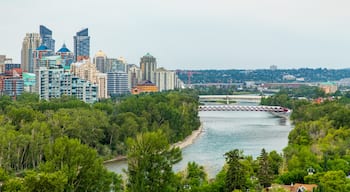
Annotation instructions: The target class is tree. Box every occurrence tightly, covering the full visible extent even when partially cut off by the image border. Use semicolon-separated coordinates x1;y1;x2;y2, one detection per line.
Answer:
319;171;350;192
257;148;273;188
2;177;25;192
268;150;283;175
126;130;182;192
41;137;114;192
180;161;208;191
23;170;67;192
224;149;249;192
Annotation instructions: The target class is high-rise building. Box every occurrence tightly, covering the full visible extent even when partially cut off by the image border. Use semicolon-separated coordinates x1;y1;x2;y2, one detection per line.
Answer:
33;44;51;71
0;55;14;73
4;63;21;76
56;43;74;69
127;64;142;90
115;57;127;72
107;71;129;96
71;59;108;99
36;66;64;100
39;25;55;55
21;33;41;73
4;78;24;97
140;53;157;82
62;72;98;103
155;67;176;92
93;50;107;73
96;73;108;99
0;55;6;66
36;64;98;103
37;55;62;69
74;28;90;62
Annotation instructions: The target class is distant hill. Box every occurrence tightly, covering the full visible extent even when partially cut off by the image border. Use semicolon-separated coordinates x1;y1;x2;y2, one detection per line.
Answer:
176;68;350;84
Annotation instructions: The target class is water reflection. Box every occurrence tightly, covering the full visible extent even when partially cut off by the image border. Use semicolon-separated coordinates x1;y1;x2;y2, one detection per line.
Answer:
278;117;287;125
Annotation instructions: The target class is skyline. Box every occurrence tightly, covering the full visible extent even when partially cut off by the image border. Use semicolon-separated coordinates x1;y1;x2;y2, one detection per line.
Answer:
1;0;350;70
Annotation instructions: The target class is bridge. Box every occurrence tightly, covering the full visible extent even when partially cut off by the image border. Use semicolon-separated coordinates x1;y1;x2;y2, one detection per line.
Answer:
199;95;263;103
199;105;290;113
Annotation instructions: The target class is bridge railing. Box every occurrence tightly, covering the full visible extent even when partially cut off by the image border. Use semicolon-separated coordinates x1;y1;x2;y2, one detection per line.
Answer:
198;105;290;113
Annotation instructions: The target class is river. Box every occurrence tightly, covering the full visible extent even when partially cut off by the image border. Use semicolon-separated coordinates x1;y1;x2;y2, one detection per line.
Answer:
105;107;292;179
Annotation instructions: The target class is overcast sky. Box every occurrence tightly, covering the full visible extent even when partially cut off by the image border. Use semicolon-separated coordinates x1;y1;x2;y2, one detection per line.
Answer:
1;0;350;70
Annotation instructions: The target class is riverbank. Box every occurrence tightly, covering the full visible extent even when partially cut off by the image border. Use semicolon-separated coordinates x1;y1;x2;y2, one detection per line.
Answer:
172;123;204;149
104;124;204;164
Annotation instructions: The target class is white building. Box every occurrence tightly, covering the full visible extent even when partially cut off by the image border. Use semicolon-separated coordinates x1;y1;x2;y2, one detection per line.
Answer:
155;67;176;91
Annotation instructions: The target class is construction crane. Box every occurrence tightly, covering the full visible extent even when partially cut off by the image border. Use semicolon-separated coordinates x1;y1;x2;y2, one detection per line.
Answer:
176;70;201;86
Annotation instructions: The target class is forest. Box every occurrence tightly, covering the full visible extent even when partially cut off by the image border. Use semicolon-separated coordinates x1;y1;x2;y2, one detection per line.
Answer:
1;87;350;191
0;90;200;191
123;88;350;192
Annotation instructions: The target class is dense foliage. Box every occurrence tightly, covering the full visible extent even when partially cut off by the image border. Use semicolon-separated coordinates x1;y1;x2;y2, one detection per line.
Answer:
2;87;350;191
260;86;325;109
126;130;182;192
0;90;201;191
177;68;350;84
282;100;350;189
262;90;350;191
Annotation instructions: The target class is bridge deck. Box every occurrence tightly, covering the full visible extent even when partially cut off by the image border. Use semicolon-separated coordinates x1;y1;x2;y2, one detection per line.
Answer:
199;105;289;113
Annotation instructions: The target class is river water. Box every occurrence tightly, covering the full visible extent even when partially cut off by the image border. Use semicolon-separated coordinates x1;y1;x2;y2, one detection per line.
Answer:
105;108;292;178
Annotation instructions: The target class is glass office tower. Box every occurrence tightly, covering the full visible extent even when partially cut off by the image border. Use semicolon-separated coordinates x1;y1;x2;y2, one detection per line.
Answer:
73;28;90;62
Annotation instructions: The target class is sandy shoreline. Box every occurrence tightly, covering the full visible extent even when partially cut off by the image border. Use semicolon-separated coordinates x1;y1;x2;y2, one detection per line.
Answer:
104;123;204;164
172;123;204;149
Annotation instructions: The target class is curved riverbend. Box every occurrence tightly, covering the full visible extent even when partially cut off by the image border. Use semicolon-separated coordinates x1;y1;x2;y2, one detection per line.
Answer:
173;110;292;178
106;110;292;178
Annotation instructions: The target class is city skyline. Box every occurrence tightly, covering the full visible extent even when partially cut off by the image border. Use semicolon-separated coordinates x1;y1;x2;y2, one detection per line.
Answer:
2;0;350;70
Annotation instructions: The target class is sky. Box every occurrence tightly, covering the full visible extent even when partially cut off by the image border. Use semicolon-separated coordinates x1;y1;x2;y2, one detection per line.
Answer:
1;0;350;70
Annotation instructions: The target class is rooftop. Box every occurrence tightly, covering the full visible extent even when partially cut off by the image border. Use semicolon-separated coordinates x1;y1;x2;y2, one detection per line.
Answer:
144;52;153;57
36;44;49;51
138;80;156;86
95;50;106;57
57;43;71;53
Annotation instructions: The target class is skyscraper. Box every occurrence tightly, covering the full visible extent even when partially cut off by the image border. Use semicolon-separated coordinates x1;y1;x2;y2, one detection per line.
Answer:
155;67;176;92
74;28;90;62
39;25;55;55
93;50;107;72
21;33;41;73
127;64;142;90
140;53;157;82
107;71;129;96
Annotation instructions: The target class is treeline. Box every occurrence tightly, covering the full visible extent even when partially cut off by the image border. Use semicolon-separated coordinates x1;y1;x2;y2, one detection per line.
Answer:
260;86;325;109
177;68;350;84
2;86;350;191
282;100;350;191
261;87;350;191
0;90;201;191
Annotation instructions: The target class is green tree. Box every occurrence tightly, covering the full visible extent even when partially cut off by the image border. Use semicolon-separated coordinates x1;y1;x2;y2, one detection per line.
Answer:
23;170;67;192
268;150;283;175
180;161;208;191
2;177;25;192
0;167;8;181
277;169;307;184
224;149;249;192
126;130;182;192
319;171;349;192
41;137;114;192
257;149;273;188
